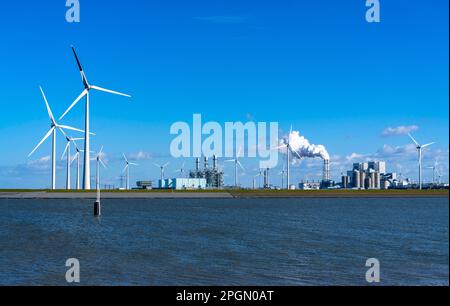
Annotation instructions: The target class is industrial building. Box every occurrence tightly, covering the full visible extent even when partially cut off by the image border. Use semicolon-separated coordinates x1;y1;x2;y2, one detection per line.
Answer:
299;181;321;190
341;161;397;190
159;178;207;190
136;181;152;190
189;156;224;189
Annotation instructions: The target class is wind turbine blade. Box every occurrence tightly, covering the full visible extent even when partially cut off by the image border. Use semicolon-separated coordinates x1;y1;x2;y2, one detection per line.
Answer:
237;161;245;171
129;163;139;166
273;144;287;150
122;165;128;174
422;142;435;148
57;125;85;134
122;154;129;163
153;163;161;168
237;147;242;158
90;85;131;98
163;162;170;168
39;86;56;124
290;147;301;159
99;159;107;169
71;152;79;165
72;46;84;73
59;89;88;120
408;133;420;146
61;142;70;160
225;159;236;162
29;127;55;157
99;146;104;156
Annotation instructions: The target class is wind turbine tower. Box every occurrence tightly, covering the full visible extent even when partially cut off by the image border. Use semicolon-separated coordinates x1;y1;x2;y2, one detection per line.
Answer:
60;47;131;190
408;133;435;190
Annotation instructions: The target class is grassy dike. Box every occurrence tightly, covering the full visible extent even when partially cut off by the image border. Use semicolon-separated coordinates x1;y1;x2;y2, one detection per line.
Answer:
0;188;448;198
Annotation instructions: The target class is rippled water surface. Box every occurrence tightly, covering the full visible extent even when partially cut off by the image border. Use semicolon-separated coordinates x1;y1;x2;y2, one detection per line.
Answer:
0;197;448;285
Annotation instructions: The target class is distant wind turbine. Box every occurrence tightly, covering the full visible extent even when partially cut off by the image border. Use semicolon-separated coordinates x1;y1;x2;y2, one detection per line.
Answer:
70;139;83;190
94;147;107;191
29;86;85;190
154;163;170;181
275;126;301;189
225;147;244;188
408;133;435;190
427;159;440;185
59;46;131;190
174;162;185;178
61;136;84;190
123;154;138;190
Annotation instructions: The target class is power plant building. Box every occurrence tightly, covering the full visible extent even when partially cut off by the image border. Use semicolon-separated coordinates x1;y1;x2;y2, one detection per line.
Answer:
159;178;207;190
342;161;387;190
189;156;224;189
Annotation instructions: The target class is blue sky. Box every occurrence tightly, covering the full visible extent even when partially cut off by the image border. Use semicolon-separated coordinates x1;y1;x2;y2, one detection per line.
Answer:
0;0;448;188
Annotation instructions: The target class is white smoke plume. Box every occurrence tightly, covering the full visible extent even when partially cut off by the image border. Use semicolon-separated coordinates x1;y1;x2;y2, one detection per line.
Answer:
279;130;330;161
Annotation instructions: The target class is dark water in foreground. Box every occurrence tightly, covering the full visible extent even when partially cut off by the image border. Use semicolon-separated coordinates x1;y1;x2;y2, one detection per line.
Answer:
0;197;448;286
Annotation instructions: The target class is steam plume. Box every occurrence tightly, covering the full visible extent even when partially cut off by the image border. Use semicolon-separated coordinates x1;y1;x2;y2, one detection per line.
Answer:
280;130;330;161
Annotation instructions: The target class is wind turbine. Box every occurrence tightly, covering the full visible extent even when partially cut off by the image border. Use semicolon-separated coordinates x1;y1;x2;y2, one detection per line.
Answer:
174;162;185;178
154;163;170;181
255;169;263;189
408;133;435;190
29;86;85;190
70;139;83;190
275;126;301;189
59;46;131;190
278;168;286;189
123;154;138;190
427;159;440;185
225;147;244;188
61;136;84;190
94;147;107;191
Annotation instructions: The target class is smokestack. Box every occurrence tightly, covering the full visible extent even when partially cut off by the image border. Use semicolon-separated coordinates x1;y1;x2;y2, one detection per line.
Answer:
213;155;218;170
323;159;330;181
204;157;209;169
264;168;270;188
195;158;200;171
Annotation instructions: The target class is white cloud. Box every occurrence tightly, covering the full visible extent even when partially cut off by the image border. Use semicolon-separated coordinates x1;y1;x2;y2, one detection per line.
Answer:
346;152;366;161
128;151;152;161
382;125;419;137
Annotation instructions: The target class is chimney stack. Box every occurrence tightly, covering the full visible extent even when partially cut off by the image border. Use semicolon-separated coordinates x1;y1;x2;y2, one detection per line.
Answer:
323;159;330;181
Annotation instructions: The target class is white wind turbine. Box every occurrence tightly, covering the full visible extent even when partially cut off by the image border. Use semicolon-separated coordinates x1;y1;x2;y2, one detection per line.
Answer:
61;135;84;190
278;168;286;189
408;133;435;190
225;147;244;188
122;154;138;190
70;139;83;190
427;159;440;185
174;162;185;178
29;86;85;190
255;169;263;189
275;126;301;189
94;147;107;191
154;163;170;181
59;46;131;190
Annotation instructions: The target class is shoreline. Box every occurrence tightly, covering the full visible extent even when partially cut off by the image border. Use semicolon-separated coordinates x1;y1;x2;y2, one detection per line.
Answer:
0;190;448;199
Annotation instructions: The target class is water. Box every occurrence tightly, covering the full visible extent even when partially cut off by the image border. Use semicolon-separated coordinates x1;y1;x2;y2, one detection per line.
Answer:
0;197;448;285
